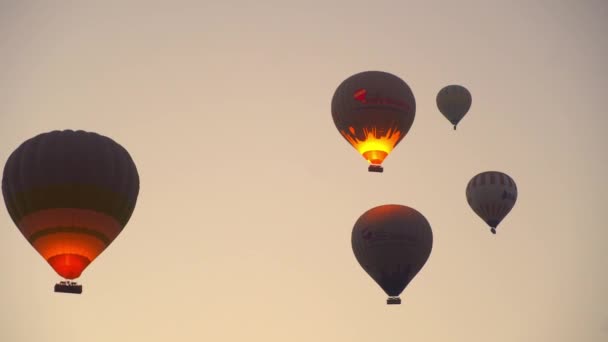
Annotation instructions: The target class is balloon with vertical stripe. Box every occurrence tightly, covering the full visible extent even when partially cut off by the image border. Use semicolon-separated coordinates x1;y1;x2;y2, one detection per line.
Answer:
466;171;517;234
2;130;140;280
351;205;433;304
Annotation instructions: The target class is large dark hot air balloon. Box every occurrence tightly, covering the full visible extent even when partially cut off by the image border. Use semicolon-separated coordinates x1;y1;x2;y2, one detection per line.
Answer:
352;205;433;304
466;171;517;234
2;130;140;294
332;71;416;173
436;85;472;130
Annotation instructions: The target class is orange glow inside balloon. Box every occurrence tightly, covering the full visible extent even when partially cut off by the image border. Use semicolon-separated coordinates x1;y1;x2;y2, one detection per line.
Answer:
33;232;106;279
47;254;91;279
18;208;122;280
341;127;402;165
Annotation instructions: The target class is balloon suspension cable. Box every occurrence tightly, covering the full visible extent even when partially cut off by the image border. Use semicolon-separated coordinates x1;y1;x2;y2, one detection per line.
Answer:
368;165;383;173
491;227;496;234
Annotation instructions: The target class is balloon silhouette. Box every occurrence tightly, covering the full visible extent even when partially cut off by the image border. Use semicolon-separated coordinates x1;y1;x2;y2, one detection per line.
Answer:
2;130;140;294
436;85;472;130
332;71;416;172
352;205;433;304
466;171;517;234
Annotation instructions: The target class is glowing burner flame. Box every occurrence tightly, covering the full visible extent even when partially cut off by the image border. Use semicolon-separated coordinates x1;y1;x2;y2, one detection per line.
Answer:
341;126;402;165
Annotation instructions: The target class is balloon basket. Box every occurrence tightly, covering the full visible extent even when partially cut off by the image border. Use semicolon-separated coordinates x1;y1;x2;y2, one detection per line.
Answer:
387;297;401;305
368;165;383;173
54;281;82;294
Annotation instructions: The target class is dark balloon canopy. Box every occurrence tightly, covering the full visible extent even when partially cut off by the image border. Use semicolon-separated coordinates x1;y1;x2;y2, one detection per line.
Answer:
466;171;517;234
436;85;472;130
2;130;139;291
332;71;416;172
351;205;433;304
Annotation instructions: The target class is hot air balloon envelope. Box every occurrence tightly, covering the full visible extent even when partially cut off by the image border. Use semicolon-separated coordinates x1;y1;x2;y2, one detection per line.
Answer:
436;85;472;130
351;205;433;304
466;171;517;234
2;130;140;293
332;71;416;172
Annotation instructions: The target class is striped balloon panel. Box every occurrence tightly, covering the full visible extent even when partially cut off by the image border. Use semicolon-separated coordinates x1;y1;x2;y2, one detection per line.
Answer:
18;208;122;279
2;130;138;227
466;171;517;228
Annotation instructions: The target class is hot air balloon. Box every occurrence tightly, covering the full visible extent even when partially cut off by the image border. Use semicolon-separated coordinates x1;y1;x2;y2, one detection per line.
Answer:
466;171;517;234
2;130;140;294
332;71;416;173
352;205;433;304
436;85;472;130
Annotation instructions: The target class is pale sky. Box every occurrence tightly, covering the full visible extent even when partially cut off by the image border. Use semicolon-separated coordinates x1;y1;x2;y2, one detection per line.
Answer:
1;1;607;341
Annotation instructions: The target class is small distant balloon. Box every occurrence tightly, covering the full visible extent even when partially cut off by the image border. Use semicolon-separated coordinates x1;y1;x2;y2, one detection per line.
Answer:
332;71;416;173
351;204;433;305
2;130;140;294
436;85;472;130
466;171;517;234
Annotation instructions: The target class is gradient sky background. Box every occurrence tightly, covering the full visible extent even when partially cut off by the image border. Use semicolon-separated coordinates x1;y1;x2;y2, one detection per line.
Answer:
1;1;607;341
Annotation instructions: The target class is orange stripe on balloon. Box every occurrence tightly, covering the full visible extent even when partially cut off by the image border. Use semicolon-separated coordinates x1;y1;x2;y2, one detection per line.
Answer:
32;232;106;262
18;208;122;241
16;208;123;280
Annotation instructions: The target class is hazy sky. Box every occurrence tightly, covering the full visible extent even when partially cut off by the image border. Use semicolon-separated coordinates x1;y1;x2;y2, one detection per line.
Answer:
1;1;607;341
